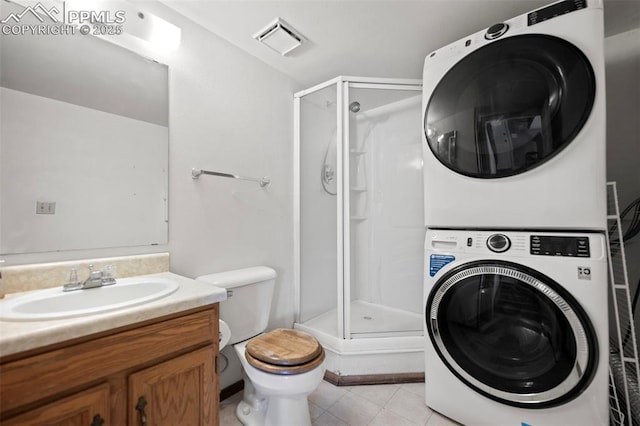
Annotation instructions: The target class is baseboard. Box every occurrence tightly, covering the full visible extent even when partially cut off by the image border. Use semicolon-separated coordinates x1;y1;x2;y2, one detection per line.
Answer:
220;380;244;401
220;372;424;399
324;370;425;386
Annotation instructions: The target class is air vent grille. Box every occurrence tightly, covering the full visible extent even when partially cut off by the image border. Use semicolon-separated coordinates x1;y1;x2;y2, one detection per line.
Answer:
253;18;305;56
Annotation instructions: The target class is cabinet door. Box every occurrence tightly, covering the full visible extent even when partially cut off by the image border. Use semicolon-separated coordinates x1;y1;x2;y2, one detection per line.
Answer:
3;383;110;426
128;346;215;426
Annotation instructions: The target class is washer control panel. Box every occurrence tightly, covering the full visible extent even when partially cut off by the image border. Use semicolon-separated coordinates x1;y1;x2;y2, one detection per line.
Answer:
527;0;586;26
427;230;601;260
486;234;511;253
530;235;590;257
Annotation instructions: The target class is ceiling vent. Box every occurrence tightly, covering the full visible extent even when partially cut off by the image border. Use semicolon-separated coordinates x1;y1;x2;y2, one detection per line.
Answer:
253;18;305;56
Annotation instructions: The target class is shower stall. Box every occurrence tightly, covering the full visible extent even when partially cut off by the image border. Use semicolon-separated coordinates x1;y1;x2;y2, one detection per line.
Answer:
294;77;425;379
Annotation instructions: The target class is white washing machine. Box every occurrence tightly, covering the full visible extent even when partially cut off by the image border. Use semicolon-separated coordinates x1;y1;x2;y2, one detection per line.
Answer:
424;229;608;425
422;0;606;231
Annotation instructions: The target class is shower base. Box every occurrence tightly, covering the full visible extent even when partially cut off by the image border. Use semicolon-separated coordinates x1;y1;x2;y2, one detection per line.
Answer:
295;300;425;377
301;300;423;338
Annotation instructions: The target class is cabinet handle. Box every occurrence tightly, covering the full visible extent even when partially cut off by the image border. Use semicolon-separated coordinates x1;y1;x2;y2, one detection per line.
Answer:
135;396;148;426
91;414;105;426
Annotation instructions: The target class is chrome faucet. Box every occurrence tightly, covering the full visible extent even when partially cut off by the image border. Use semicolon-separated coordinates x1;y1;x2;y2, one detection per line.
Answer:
63;265;116;292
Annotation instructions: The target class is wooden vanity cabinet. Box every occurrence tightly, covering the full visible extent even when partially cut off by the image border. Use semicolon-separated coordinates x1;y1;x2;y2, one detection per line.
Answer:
128;346;215;425
0;304;220;426
2;383;110;426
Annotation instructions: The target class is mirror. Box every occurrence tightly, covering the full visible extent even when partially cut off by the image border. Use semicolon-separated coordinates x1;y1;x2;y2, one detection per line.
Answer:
0;0;169;254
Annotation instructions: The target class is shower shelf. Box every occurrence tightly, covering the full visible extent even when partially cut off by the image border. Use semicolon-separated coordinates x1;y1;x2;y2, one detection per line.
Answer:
350;150;367;155
350;186;367;192
350;216;367;221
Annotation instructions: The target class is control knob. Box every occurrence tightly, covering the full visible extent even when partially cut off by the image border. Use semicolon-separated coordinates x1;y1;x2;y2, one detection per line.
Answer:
485;23;509;40
487;234;511;253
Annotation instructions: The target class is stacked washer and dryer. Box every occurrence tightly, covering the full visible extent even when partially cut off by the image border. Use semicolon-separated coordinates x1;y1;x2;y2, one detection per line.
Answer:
421;0;609;424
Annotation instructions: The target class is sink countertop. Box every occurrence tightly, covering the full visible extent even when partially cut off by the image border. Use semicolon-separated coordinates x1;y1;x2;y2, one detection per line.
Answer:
0;272;227;358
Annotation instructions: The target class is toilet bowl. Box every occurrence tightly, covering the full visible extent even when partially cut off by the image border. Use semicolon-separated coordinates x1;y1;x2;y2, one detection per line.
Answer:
196;267;325;426
234;330;325;426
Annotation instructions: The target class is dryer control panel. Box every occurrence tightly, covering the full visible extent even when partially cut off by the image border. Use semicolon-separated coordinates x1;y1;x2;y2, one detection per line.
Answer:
530;235;590;257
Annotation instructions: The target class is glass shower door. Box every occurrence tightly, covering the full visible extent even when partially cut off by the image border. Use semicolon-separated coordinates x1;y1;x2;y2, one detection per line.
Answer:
344;83;424;338
298;83;342;337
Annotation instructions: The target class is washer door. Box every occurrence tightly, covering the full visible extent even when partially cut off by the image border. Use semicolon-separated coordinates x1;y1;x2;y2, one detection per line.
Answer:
424;35;595;178
426;260;598;408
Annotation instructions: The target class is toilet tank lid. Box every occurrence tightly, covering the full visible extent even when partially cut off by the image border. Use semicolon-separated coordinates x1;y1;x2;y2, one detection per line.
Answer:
196;266;276;289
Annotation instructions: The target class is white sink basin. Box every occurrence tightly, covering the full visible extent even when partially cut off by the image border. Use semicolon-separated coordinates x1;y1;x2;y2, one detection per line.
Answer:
0;277;179;321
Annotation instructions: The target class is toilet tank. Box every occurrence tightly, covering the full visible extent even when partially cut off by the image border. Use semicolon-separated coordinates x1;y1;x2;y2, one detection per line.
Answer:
196;266;276;345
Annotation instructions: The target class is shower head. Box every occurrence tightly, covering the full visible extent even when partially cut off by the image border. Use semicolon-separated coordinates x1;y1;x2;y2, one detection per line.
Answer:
349;101;361;113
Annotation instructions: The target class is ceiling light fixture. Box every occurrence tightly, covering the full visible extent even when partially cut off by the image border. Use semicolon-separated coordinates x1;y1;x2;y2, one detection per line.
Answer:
253;18;305;56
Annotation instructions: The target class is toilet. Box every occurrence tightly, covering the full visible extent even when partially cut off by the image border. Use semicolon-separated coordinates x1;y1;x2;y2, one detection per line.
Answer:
196;266;325;426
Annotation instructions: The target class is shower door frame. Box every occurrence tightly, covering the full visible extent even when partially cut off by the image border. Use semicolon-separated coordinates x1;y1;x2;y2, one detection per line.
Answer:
294;76;423;340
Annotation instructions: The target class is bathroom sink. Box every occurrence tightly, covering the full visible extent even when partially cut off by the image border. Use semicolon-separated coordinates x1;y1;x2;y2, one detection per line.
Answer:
0;277;179;321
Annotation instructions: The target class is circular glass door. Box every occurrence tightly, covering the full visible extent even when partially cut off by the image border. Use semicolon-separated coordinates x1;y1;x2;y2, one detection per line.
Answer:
424;35;595;178
426;260;598;408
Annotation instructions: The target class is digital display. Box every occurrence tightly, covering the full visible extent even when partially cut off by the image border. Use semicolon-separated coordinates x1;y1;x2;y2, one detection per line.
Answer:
530;235;590;257
528;0;587;26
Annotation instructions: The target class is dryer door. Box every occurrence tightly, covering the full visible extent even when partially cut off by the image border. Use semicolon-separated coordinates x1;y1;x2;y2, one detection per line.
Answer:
424;35;595;178
426;260;598;408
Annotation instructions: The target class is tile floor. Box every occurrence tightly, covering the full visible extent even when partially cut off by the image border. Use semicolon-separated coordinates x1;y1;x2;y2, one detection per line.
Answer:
219;380;462;426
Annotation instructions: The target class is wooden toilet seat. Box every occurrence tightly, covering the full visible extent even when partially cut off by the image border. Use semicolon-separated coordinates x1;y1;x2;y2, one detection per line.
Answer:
245;328;325;375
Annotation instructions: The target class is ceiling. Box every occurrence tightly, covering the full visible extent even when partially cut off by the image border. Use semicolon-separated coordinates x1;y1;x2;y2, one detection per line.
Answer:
162;0;640;88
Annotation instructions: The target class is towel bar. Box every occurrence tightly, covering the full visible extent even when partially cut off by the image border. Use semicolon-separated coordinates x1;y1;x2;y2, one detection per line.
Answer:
192;168;270;187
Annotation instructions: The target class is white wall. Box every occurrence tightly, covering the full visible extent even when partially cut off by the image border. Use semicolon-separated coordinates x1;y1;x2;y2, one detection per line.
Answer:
135;2;299;390
605;27;640;345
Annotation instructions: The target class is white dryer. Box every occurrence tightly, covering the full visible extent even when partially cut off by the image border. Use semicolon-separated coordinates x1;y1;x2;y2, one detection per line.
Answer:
424;229;608;425
422;0;606;231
